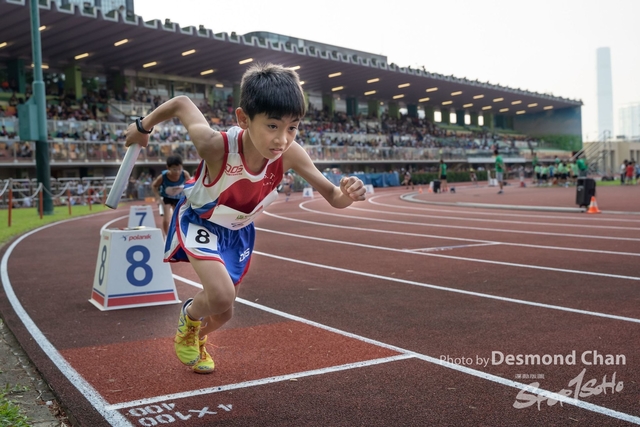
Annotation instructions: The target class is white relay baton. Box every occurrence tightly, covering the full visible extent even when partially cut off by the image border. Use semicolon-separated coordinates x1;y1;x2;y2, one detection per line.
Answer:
105;145;141;209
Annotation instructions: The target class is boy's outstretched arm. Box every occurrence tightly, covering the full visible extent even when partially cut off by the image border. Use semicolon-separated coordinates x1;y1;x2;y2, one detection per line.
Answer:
284;143;365;208
124;96;220;163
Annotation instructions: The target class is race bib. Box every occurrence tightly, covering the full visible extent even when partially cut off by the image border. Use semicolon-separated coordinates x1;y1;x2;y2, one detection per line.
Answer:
184;223;218;252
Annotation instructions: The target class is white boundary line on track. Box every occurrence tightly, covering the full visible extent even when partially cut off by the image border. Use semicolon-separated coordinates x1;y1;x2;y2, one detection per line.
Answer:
250;250;640;323
262;211;640;258
3;211;640;425
0;214;133;427
107;274;640;425
347;204;640;231
256;227;640;281
367;193;640;223
297;203;640;242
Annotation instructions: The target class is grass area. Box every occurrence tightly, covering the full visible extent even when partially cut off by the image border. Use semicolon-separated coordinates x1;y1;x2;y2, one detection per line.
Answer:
0;385;31;427
0;204;112;425
0;204;111;245
596;179;638;187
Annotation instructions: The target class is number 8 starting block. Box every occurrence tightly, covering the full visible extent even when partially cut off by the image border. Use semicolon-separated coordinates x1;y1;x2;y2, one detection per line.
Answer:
90;227;180;310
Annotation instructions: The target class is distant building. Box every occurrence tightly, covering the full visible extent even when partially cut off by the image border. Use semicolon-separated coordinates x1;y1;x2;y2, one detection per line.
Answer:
596;47;614;140
52;0;134;14
618;103;640;139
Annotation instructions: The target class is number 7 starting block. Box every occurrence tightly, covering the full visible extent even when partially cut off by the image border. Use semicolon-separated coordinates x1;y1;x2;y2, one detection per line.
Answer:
90;227;180;311
128;205;157;228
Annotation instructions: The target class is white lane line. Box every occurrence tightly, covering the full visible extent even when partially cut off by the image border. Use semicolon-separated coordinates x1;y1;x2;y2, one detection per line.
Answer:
367;194;640;223
411;242;501;252
0;217;133;427
100;215;130;234
105;354;414;410
257;227;640;281
263;211;640;257
297;203;640;242
347;205;640;231
250;248;640;321
116;274;640;425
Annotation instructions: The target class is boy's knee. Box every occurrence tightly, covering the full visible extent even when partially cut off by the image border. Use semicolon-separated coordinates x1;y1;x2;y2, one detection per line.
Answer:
205;287;235;314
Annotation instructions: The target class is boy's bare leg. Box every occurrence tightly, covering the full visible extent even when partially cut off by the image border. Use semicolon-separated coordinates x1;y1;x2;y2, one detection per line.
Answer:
199;285;240;336
162;204;172;236
186;255;237;319
174;255;237;372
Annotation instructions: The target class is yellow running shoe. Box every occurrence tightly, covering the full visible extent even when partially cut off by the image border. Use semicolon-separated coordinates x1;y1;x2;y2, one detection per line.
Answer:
193;336;215;374
174;299;201;366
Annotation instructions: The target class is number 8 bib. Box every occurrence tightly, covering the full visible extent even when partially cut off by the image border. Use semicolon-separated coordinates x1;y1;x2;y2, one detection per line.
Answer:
184;223;219;253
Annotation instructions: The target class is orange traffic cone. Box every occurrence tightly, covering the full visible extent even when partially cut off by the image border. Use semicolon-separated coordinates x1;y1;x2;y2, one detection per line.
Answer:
586;196;601;214
428;182;433;193
418;186;423;194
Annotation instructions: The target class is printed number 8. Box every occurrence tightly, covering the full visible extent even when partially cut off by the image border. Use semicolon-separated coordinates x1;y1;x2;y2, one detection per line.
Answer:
195;229;210;244
126;245;153;287
98;245;107;286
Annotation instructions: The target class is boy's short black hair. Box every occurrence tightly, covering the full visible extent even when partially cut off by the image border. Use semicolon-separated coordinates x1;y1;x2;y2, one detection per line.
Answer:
166;155;183;167
493;149;499;155
240;63;306;120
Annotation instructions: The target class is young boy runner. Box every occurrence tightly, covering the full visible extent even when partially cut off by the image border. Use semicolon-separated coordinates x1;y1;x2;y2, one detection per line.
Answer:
152;154;191;236
124;63;366;374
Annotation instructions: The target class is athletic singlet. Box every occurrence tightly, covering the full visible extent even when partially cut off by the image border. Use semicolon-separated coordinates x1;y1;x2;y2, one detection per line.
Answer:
160;170;186;199
182;126;283;230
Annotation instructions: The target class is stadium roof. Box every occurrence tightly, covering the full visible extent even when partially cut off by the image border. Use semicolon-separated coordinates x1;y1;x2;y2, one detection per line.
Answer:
0;0;583;116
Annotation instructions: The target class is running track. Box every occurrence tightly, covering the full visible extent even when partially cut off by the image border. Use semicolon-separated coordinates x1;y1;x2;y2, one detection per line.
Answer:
1;185;639;426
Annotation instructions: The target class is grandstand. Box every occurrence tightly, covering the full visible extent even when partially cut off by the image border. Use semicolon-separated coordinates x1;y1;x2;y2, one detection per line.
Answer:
0;0;585;185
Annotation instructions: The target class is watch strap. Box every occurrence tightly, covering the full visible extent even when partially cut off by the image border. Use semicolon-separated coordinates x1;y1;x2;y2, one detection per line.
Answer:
135;117;154;134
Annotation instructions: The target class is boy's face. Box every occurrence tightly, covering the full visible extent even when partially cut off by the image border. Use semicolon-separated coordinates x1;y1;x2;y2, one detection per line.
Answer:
167;164;183;178
241;111;300;159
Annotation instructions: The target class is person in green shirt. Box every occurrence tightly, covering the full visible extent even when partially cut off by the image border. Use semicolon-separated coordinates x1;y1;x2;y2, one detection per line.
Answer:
439;159;448;192
534;164;542;186
576;155;588;178
494;149;505;194
541;165;549;185
532;154;539;185
570;161;579;185
556;162;567;187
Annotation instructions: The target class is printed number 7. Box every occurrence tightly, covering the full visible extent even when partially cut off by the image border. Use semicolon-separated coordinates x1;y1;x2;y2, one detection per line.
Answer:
135;211;146;226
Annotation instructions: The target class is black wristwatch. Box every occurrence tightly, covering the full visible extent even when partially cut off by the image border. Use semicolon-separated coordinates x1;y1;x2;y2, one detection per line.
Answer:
135;117;154;134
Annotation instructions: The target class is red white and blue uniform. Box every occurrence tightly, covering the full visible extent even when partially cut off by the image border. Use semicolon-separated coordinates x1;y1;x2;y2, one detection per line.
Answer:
164;127;283;285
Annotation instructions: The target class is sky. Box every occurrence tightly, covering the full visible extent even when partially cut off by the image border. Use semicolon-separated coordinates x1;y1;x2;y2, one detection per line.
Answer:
135;0;640;141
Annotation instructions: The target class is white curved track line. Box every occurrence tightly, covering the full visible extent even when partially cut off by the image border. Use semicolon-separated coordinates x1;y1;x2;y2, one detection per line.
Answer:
262;211;640;258
101;215;130;234
256;227;640;281
0;215;133;427
251;250;640;323
298;202;640;242
131;273;640;426
348;205;640;231
367;194;640;223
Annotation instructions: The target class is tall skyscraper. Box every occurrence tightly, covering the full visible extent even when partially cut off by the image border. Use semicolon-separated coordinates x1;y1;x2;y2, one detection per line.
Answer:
596;47;614;140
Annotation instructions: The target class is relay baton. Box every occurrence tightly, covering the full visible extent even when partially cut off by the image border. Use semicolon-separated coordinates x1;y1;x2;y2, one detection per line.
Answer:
105;144;142;209
158;202;164;216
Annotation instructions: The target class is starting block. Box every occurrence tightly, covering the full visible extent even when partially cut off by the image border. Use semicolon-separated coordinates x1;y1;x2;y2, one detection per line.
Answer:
128;205;156;228
90;227;180;311
364;184;374;195
302;187;314;198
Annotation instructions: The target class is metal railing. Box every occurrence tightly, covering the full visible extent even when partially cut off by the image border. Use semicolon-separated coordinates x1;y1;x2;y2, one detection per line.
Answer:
572;132;614;177
0;138;528;166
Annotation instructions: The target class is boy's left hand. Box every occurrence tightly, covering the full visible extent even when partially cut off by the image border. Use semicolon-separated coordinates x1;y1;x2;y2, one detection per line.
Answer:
340;176;366;201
